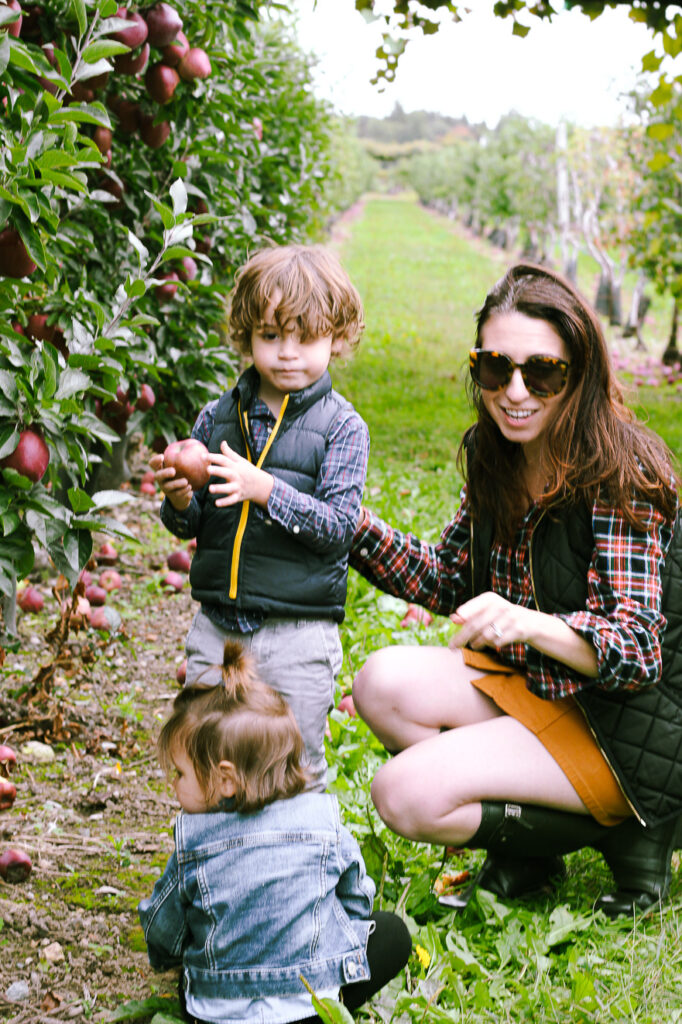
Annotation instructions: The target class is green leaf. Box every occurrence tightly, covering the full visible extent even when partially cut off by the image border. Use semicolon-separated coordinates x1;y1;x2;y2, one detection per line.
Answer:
68;487;96;513
71;0;87;35
107;996;181;1022
55;368;91;400
0;31;10;76
82;39;129;62
125;278;147;299
641;49;664;73
0;370;18;402
170;178;188;216
39;168;88;192
49;104;112;129
90;489;135;509
649;151;674;172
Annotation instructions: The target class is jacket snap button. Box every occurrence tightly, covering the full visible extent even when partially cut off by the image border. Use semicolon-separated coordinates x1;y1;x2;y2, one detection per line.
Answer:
293;525;300;534
347;961;357;977
360;547;368;557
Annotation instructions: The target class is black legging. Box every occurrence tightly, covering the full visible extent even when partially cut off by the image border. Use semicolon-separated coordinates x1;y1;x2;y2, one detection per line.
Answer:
181;910;412;1024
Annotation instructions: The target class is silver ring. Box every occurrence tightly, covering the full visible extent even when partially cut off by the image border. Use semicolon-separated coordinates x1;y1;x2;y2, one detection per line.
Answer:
490;622;503;639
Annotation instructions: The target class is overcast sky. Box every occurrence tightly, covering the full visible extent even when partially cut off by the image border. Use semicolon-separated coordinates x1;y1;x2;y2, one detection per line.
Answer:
289;0;661;128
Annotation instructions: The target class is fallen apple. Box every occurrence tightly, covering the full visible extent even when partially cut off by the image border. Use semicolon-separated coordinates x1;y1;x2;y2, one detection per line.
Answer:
400;603;433;628
163;438;210;490
167;549;191;573
0;745;17;778
141;469;156;484
112;6;148;47
78;568;92;587
63;595;91;628
0;778;16;810
337;694;356;717
161;570;185;593
1;428;49;482
140;480;156;495
85;584;107;606
177;46;211;82
96;541;118;565
176;659;187;685
145;61;179;104
99;568;122;591
144;1;182;46
161;28;188;66
136;383;156;412
139;113;170;148
88;605;119;631
0;226;37;278
17;585;44;613
0;848;32;883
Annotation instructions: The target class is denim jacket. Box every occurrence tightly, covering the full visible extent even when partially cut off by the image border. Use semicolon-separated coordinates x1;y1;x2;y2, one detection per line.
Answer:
138;793;376;1002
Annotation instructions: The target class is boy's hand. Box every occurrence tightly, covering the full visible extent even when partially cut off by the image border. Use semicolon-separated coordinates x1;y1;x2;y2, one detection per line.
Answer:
208;441;274;508
149;453;193;511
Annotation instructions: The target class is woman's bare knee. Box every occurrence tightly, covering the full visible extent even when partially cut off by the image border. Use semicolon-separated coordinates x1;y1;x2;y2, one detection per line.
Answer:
352;648;399;725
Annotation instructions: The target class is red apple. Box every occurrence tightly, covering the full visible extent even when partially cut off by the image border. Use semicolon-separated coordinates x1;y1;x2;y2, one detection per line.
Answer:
1;0;22;37
99;568;122;591
63;595;91;628
337;694;356;717
144;2;182;46
145;61;179;104
114;40;149;74
0;227;37;278
89;605;114;630
163;438;210;490
0;779;16;810
167;549;191;573
113;98;141;133
400;603;433;628
96;542;118;565
112;7;148;47
161;29;188;66
140;480;156;495
161;570;184;593
176;658;186;685
155;271;179;302
139;113;170;148
178;46;211;82
0;848;32;883
26;313;54;342
17;585;44;613
92;126;112;155
1;428;49;482
135;383;155;411
85;584;107;606
86;71;110;91
78;568;92;587
141;469;155;484
177;255;198;282
187;537;197;551
0;745;16;777
70;81;95;102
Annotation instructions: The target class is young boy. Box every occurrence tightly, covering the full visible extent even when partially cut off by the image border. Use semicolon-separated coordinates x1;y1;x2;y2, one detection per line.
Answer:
150;244;369;791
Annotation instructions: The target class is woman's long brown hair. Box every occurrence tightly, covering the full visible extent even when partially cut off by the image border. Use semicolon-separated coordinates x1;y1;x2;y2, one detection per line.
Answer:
459;263;679;541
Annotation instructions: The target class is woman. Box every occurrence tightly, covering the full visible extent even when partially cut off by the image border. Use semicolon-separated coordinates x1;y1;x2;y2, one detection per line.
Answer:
350;264;682;917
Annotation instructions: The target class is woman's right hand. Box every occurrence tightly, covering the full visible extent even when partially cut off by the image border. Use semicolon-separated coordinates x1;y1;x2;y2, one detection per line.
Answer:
149;453;193;511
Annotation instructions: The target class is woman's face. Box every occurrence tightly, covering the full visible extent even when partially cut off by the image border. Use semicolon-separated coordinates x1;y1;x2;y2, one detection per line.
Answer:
478;311;569;462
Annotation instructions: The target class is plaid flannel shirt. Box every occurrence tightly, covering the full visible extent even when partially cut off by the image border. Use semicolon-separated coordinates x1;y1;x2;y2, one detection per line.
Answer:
350;484;674;699
162;392;369;633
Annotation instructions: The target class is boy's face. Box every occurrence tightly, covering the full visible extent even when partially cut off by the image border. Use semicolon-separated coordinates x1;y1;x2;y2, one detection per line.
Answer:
251;290;341;407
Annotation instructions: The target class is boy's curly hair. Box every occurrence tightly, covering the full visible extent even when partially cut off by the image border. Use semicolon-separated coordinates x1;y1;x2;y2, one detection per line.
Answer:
228;244;364;357
158;641;308;813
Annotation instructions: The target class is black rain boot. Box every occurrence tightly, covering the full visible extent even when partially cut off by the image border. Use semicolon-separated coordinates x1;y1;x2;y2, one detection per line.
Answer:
593;815;680;918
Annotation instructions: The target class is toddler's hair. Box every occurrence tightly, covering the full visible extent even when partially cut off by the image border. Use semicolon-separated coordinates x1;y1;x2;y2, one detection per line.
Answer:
228;244;364;357
158;641;308;813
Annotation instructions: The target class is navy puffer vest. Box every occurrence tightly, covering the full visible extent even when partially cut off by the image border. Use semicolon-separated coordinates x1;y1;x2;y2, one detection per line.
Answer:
190;367;352;622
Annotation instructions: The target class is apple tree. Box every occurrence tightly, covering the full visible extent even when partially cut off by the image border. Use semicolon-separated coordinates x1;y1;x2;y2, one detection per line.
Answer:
0;0;350;644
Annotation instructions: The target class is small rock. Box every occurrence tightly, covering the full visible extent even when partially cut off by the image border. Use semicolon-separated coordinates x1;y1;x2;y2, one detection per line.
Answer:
6;979;30;1002
20;741;56;764
42;941;64;963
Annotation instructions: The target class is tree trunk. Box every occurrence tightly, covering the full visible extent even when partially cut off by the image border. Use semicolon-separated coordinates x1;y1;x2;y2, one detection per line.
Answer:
662;298;680;366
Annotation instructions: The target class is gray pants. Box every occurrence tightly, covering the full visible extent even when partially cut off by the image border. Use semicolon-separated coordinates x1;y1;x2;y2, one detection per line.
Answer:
185;610;343;792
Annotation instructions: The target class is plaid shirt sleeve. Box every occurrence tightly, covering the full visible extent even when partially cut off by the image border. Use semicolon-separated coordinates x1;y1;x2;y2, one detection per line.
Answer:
526;499;674;696
349;484;471;615
159;400;218;541
266;408;370;554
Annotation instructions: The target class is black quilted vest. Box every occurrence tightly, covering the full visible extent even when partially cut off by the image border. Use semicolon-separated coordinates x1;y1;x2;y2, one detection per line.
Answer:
470;501;682;828
189;367;352;622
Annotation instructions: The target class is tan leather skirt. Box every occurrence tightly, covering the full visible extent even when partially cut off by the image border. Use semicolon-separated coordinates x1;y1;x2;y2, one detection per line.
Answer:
463;648;632;826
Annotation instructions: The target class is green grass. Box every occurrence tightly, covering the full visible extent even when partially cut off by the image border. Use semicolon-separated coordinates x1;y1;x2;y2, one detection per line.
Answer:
327;196;682;1024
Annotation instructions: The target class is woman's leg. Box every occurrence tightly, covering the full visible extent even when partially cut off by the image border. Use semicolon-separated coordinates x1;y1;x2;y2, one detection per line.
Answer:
370;715;590;846
353;644;504;750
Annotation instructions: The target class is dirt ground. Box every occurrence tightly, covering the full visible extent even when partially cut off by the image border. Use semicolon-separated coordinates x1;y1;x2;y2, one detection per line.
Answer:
0;449;197;1024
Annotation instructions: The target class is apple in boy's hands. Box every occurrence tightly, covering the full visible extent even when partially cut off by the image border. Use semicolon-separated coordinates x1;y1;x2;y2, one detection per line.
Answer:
163;439;210;490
